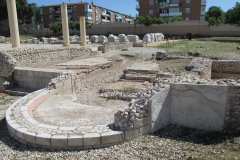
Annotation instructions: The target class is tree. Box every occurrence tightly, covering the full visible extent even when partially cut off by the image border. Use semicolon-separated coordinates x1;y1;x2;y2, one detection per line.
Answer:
49;22;62;33
68;21;75;30
144;15;153;26
205;6;224;26
0;0;7;21
0;0;34;24
225;2;240;25
29;3;41;25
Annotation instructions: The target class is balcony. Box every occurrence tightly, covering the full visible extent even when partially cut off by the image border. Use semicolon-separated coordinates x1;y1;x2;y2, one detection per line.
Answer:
136;5;140;11
67;9;72;13
55;18;62;21
102;12;107;16
160;12;182;17
116;16;122;19
157;2;182;8
85;16;92;20
125;18;131;21
201;11;205;15
102;19;110;23
201;0;206;5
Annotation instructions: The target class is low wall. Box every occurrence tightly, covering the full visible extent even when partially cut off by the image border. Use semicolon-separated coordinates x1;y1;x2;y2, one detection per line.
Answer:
13;67;73;90
98;42;133;53
149;83;240;132
2;47;93;67
212;60;240;79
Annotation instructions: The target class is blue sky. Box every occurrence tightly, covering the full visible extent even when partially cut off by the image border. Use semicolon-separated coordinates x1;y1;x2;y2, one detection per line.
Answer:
28;0;238;17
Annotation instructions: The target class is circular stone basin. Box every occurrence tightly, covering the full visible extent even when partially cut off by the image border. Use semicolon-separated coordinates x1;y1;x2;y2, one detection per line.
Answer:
32;95;122;127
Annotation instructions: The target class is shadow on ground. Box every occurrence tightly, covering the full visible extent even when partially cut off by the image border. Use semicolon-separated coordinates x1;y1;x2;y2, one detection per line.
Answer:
153;124;240;145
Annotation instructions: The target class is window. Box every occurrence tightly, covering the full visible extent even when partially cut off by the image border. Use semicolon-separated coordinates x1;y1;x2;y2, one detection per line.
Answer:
149;0;154;5
186;0;190;3
74;6;77;10
50;15;53;19
149;10;153;15
49;8;53;13
74;13;78;18
201;6;206;11
185;8;190;13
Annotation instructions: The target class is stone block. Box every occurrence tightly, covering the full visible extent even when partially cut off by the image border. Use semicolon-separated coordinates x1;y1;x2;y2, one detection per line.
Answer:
83;133;101;146
21;70;27;76
14;69;22;76
68;135;83;147
38;71;45;78
0;51;16;77
101;131;124;144
140;124;150;135
32;71;39;77
51;135;68;147
26;70;34;77
124;129;139;140
134;117;150;129
37;77;44;84
15;128;28;140
24;132;36;144
36;133;51;146
44;72;54;79
54;82;63;89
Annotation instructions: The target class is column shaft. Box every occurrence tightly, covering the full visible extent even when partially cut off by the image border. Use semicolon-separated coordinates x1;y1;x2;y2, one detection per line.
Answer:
61;4;70;46
6;0;20;48
79;17;86;46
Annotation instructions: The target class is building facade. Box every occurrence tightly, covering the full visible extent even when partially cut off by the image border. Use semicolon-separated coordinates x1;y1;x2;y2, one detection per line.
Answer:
136;0;206;21
40;2;134;28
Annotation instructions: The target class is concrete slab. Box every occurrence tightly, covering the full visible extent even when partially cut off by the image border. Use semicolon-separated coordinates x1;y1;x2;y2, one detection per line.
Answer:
56;57;112;69
125;62;159;73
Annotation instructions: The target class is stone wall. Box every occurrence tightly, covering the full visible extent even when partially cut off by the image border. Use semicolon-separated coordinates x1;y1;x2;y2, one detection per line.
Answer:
212;60;240;79
98;42;133;53
2;47;93;67
13;67;74;90
170;84;228;131
224;85;240;132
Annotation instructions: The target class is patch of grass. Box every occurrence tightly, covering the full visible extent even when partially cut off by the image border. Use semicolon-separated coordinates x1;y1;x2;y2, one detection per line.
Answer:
153;37;240;59
19;35;32;40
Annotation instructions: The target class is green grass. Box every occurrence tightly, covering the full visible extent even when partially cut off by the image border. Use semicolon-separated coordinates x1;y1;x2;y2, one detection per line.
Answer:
19;34;32;40
154;37;240;59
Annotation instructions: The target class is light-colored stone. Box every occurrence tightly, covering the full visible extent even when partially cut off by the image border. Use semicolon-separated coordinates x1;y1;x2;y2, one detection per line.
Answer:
68;135;83;147
36;133;51;146
83;133;101;146
0;51;16;77
101;131;124;144
51;135;68;147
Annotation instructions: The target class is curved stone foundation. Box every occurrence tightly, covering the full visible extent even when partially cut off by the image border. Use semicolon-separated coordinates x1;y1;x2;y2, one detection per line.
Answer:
6;75;149;149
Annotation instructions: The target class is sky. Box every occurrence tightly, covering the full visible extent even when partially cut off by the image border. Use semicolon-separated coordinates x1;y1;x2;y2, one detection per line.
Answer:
28;0;239;17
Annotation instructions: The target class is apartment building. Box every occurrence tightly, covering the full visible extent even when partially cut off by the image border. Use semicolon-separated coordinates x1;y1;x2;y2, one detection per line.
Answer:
40;1;134;28
136;0;206;21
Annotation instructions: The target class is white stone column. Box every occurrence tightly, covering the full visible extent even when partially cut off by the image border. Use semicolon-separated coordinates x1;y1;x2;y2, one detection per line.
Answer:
79;17;86;46
6;0;20;48
61;4;70;46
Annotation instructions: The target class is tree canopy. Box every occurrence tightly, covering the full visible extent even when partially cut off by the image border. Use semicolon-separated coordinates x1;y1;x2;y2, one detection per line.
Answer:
134;15;182;26
0;0;34;24
205;6;224;26
225;2;240;25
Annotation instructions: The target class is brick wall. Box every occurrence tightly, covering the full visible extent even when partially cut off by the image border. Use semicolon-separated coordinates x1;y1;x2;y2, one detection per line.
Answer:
224;86;240;132
212;60;240;79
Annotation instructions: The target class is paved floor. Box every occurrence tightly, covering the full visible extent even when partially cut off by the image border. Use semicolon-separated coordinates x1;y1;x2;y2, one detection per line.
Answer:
56;57;112;69
32;95;122;127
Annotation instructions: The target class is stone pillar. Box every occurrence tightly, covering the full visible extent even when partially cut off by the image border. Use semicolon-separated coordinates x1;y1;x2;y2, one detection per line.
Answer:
6;0;20;48
79;17;86;46
61;4;70;46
